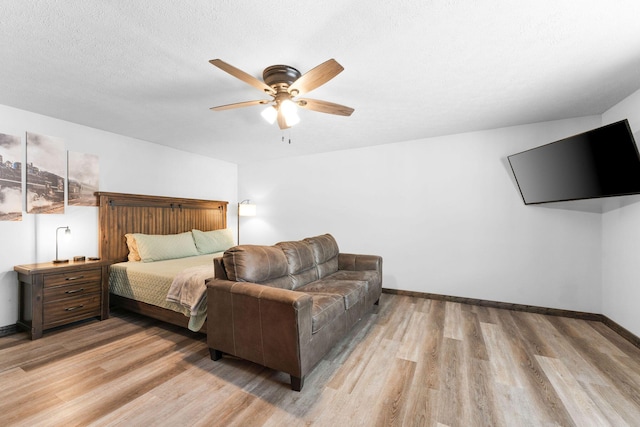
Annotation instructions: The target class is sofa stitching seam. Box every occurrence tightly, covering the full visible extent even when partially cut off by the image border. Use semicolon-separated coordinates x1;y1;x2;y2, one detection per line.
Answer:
230;283;237;355
258;287;266;366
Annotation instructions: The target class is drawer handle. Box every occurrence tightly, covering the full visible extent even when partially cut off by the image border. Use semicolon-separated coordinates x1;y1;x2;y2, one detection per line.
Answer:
65;288;84;294
65;305;84;311
65;275;85;281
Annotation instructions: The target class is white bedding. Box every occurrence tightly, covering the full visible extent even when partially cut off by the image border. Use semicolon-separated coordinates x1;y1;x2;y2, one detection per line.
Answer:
109;253;224;331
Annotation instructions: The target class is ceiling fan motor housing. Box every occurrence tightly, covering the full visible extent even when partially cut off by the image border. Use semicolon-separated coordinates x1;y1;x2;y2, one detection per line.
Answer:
263;65;301;89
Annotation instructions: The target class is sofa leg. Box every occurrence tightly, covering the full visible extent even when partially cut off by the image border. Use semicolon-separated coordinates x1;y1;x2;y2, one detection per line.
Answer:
374;298;380;305
290;375;304;391
209;348;223;361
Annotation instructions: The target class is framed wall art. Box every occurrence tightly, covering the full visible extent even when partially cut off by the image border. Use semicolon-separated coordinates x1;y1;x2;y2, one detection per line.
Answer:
0;132;22;221
26;132;65;214
68;151;99;207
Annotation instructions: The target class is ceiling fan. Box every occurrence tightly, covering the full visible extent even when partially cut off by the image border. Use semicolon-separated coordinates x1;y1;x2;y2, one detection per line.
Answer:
209;58;354;129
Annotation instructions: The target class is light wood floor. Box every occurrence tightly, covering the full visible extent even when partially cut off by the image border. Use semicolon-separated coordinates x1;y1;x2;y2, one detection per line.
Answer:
1;294;640;426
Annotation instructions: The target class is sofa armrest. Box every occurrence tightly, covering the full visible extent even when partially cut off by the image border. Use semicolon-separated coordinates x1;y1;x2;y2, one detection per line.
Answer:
206;279;313;378
338;253;382;272
213;257;228;280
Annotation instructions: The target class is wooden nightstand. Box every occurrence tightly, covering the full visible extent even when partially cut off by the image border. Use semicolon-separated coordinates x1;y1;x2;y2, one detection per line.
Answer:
14;260;110;339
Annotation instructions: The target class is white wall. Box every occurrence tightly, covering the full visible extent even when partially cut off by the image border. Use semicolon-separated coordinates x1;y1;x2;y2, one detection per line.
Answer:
6;94;639;337
239;116;604;313
601;88;640;338
0;104;237;328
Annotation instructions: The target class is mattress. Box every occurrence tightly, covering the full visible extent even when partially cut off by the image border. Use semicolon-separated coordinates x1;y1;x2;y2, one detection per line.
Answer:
109;253;223;331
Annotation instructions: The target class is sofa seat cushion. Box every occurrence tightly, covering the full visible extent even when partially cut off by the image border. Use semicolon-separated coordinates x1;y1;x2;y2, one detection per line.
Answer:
325;270;381;292
299;280;367;311
309;293;345;334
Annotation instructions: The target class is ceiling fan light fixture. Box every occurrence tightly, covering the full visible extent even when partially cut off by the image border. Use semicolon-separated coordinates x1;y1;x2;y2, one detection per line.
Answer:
261;105;277;124
280;99;300;127
285;111;300;127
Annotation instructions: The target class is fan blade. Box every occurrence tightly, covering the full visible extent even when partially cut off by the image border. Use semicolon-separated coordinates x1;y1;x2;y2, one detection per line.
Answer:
277;108;291;129
210;59;276;95
297;98;354;116
288;59;344;96
210;100;270;111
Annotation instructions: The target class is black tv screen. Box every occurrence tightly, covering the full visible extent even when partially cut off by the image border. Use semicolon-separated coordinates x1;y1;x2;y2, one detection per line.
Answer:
508;119;640;205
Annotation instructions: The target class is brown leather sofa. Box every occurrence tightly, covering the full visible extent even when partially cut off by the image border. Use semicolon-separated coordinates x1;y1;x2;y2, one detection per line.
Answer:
206;233;382;391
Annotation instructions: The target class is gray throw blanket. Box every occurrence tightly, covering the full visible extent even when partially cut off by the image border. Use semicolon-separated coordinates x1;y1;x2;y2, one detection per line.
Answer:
166;264;215;316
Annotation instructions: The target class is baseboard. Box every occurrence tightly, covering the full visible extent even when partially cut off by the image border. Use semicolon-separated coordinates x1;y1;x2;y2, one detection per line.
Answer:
381;288;602;320
381;288;640;349
0;324;18;338
600;315;640;350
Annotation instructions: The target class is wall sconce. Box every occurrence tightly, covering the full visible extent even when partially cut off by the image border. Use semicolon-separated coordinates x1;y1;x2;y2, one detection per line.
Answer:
237;200;256;244
53;226;71;264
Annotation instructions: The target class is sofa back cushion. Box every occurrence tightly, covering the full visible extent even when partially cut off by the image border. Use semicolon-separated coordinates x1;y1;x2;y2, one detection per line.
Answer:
222;245;292;289
303;234;339;278
276;240;319;289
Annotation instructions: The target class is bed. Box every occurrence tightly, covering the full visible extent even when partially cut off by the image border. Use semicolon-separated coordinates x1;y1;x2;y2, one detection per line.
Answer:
97;192;229;332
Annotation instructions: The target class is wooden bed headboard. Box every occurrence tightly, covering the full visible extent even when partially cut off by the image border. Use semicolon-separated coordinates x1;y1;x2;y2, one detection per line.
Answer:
97;192;228;263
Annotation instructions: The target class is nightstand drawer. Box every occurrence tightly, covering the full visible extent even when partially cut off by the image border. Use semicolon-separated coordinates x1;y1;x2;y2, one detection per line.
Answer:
44;281;102;301
43;293;101;329
44;268;102;287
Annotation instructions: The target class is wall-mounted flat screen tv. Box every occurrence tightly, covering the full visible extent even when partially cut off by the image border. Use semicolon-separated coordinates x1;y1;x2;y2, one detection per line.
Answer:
508;119;640;205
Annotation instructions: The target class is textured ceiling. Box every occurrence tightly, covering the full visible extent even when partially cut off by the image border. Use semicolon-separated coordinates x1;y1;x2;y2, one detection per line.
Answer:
1;1;640;164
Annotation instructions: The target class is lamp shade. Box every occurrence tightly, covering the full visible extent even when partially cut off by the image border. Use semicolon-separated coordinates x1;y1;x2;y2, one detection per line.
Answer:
238;203;256;217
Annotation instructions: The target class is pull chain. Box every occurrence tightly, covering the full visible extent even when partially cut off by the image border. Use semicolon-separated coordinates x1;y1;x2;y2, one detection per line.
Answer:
281;130;293;144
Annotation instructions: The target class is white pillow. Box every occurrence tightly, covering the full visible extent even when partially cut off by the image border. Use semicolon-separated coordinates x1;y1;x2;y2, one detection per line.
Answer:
192;228;235;254
133;232;199;262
